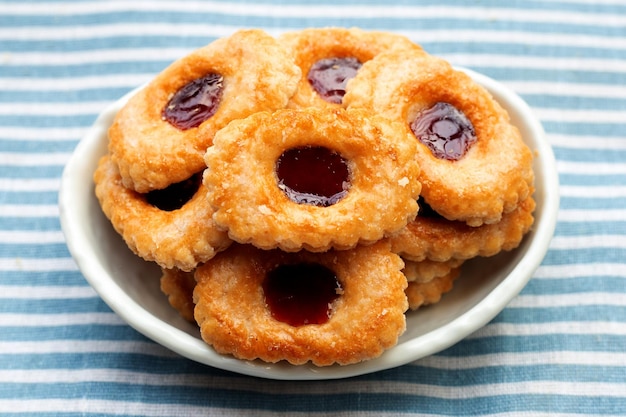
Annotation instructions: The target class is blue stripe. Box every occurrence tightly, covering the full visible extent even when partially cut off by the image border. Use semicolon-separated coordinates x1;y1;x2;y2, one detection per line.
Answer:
0;166;66;178
542;248;626;265
0;140;78;153
0;243;70;258
0;384;623;415
0;191;59;205
0;271;88;286
0;324;146;341
0;217;61;231
440;333;626;355
560;196;626;210
0;299;111;314
0;89;133;104
524;276;626;296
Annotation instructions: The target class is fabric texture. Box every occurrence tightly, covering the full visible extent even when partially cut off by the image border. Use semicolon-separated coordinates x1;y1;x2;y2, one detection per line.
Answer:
1;0;625;415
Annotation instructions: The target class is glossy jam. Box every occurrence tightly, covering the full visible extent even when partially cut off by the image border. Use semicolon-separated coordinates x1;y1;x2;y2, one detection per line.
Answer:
307;57;362;104
276;146;350;207
263;262;342;326
162;73;224;130
145;173;201;211
410;102;477;161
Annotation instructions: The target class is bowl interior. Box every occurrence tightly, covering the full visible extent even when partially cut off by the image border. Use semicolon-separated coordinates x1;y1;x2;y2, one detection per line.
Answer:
59;68;559;380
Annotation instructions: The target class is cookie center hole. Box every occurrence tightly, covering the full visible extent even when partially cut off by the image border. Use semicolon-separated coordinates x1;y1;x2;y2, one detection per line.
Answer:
307;57;362;104
417;196;444;219
144;172;202;211
410;102;477;161
276;146;350;207
162;73;224;130
263;262;342;327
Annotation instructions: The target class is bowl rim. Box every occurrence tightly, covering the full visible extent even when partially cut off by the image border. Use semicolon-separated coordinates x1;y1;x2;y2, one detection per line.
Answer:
59;67;560;380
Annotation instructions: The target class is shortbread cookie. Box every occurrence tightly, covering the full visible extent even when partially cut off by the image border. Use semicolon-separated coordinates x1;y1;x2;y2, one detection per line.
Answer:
94;156;232;271
390;196;536;263
279;27;421;107
160;267;196;322
403;257;464;283
193;241;408;366
345;49;534;226
109;29;301;193
405;267;461;310
203;107;421;252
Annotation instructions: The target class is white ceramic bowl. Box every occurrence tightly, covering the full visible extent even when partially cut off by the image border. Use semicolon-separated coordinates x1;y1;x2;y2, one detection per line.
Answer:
59;68;559;380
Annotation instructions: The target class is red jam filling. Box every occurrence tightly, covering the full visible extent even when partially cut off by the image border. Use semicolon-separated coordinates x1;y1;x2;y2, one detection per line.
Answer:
410;102;477;161
307;57;362;104
162;73;224;130
262;262;342;326
145;173;201;211
276;146;350;207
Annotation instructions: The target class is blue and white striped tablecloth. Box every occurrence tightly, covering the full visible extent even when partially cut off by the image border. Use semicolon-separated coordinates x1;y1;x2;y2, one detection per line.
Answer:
1;1;625;415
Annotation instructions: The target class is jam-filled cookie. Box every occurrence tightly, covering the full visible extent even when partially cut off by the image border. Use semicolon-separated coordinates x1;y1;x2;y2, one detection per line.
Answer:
345;49;534;226
94;156;232;271
402;257;464;283
160;267;196;322
109;29;301;193
193;241;408;366
279;27;421;108
405;267;461;310
203;107;421;252
390;196;535;263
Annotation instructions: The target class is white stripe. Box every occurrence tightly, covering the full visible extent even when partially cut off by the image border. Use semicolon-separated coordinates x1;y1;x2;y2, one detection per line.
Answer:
0;257;76;271
0;178;60;192
534;108;626;124
472;321;626;338
508;81;626;99
1;48;190;66
0;102;109;116
0;230;65;244
560;185;626;198
0;204;59;217
0;368;623;398
0;74;150;91
0;152;70;166
550;235;626;250
421;350;626;369
0;127;84;141
557;161;626;175
2;3;625;27
509;293;626;308
558;209;626;222
548;134;626;150
0;312;123;326
0;340;173;355
535;263;626;279
0;22;236;41
0;285;95;299
446;54;626;73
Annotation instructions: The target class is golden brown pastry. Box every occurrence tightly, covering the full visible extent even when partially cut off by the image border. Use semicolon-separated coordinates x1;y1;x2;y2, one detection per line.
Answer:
94;155;231;271
160;267;196;322
405;267;461;310
279;27;421;108
108;29;301;193
390;196;536;263
203;107;421;252
344;49;534;226
193;241;408;366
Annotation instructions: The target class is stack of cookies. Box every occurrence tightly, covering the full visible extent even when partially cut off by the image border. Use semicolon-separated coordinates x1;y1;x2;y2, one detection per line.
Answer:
94;28;535;366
